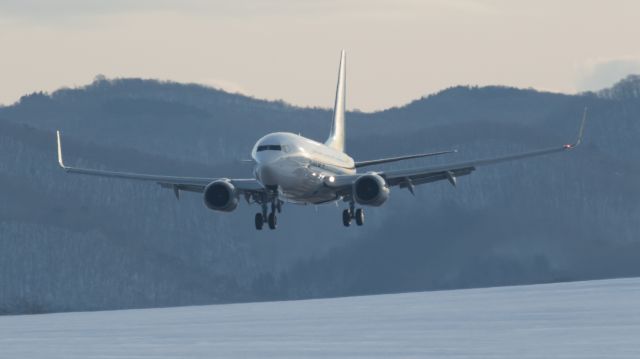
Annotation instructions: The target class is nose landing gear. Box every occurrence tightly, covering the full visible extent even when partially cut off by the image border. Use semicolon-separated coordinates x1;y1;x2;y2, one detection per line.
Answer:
255;199;281;230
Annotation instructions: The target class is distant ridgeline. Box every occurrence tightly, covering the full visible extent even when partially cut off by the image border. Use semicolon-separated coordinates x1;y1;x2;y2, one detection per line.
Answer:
0;75;639;314
596;74;640;100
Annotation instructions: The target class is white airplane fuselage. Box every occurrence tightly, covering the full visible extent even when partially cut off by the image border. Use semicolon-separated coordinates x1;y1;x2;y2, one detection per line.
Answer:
252;132;355;204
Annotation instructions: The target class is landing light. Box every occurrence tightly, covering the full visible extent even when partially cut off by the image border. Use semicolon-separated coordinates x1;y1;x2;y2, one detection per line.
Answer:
564;144;573;149
329;176;335;183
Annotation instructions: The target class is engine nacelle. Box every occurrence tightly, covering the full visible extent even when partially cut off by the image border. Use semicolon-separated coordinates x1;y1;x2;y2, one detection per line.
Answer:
203;180;239;212
353;173;389;207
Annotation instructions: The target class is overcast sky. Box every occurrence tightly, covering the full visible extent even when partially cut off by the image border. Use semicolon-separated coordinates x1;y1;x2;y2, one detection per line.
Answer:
1;0;639;111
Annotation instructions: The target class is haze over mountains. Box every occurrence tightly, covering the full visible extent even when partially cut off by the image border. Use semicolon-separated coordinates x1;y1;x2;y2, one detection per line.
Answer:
1;75;639;314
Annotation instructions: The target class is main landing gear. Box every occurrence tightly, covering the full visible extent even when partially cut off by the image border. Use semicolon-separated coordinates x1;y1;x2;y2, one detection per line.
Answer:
342;202;364;227
255;200;281;230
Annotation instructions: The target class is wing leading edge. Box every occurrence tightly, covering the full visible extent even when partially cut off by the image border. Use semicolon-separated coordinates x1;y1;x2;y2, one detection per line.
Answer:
56;131;263;194
328;109;588;193
354;149;457;168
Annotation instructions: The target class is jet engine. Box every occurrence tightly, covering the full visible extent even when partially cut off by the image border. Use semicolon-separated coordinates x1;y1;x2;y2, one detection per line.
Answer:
203;180;239;212
353;173;389;206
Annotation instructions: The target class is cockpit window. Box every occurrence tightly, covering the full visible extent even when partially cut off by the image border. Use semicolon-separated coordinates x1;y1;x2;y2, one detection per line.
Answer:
257;144;282;152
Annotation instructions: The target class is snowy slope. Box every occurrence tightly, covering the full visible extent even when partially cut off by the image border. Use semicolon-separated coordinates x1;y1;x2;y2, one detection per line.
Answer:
2;277;640;358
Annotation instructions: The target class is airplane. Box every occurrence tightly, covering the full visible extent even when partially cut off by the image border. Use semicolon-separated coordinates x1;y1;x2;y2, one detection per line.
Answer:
56;51;587;230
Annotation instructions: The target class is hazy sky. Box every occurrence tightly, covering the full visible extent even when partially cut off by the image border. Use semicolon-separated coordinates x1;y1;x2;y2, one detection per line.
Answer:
1;0;639;111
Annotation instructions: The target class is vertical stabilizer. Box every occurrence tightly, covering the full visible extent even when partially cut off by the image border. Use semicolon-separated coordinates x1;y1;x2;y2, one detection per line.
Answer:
325;50;346;152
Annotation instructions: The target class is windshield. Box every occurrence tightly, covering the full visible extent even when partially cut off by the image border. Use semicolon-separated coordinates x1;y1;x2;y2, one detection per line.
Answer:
256;144;282;152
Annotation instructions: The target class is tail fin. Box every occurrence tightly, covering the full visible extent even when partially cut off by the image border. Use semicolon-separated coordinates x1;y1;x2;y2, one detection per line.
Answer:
325;50;346;152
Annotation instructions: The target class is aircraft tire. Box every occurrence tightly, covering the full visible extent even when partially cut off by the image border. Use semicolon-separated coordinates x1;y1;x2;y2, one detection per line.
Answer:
342;209;351;227
355;208;364;226
268;212;277;230
255;213;264;230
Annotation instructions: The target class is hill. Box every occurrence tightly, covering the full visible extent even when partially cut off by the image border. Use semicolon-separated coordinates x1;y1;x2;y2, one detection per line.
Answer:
0;75;639;314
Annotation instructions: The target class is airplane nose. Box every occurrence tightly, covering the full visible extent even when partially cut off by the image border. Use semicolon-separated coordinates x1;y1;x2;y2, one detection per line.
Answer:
256;163;278;186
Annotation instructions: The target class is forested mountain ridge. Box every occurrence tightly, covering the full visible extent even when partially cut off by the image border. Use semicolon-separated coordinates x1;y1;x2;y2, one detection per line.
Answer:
1;75;639;314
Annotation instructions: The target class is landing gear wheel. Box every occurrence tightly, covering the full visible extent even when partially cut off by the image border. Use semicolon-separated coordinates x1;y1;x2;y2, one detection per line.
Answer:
355;208;364;226
342;209;352;227
268;212;277;230
255;213;264;230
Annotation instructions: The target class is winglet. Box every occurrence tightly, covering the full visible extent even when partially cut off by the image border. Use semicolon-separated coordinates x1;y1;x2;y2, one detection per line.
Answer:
56;130;67;169
563;107;587;150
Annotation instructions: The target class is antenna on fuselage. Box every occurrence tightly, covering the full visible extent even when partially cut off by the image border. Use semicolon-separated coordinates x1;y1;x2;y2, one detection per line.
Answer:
325;50;346;153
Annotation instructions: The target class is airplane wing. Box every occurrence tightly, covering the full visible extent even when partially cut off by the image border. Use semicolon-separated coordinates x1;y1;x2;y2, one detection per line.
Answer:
328;109;587;194
354;149;457;168
56;131;264;197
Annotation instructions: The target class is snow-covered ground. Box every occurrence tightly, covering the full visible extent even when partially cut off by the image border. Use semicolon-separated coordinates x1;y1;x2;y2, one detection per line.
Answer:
2;277;640;358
